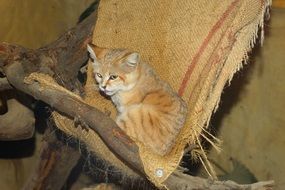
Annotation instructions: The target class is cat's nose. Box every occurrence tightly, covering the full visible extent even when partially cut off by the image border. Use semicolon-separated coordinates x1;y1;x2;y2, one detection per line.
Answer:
101;85;106;89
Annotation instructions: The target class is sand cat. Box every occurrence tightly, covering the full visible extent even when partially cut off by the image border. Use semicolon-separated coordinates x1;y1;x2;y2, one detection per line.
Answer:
87;44;187;155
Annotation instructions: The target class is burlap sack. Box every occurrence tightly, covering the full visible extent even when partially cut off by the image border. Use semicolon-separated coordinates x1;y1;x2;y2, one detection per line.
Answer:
55;0;271;188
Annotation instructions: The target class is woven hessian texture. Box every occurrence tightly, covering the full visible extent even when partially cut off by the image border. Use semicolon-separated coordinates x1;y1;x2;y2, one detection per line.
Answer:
56;0;271;188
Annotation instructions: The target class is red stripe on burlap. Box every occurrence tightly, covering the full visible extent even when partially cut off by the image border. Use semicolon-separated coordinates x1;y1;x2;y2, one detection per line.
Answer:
178;0;240;96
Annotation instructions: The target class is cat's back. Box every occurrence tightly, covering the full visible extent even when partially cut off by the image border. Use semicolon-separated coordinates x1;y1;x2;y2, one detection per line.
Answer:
139;62;186;113
130;62;187;154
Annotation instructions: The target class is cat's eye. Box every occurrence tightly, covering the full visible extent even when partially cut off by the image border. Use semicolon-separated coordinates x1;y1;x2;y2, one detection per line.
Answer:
96;73;102;78
109;75;118;80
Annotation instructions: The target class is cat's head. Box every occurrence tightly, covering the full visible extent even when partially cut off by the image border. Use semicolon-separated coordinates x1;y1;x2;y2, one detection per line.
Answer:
87;43;140;96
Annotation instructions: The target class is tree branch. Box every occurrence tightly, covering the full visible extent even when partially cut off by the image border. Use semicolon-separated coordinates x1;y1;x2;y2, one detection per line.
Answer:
39;9;98;90
4;62;145;175
165;171;274;190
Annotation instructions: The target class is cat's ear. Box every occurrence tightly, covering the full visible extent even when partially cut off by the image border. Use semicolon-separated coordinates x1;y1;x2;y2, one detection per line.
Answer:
126;52;140;67
121;52;140;72
87;43;98;60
